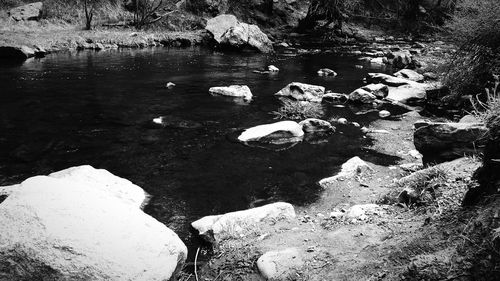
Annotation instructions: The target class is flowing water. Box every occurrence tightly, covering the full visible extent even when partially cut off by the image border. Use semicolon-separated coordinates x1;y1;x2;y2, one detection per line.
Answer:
0;47;400;260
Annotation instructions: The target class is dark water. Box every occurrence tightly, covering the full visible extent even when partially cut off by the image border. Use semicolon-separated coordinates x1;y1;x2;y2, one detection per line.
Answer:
0;47;400;260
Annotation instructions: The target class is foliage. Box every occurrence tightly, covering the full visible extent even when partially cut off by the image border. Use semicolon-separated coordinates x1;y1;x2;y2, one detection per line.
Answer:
443;0;500;96
41;0;128;26
272;98;324;121
83;0;101;30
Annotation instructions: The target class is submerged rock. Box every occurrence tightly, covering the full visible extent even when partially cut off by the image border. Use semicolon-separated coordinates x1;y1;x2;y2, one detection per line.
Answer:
9;2;42;21
413;121;488;161
275;82;326;102
0;166;187;281
257;248;304;281
151;116;202;129
238;121;304;144
205;14;273;53
209;85;252;101
191;202;296;242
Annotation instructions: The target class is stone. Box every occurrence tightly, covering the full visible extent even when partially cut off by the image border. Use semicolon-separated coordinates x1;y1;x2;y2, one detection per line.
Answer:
0;46;35;60
370;57;386;65
322;92;348;104
387;84;427;104
268;65;279;72
379;110;391;118
319;157;373;186
275;82;326;102
423;72;439;80
151;116;202;129
299;118;335;134
192;202;296;242
209;85;252;100
238;121;304;144
166;82;176;88
9;2;43;21
389;51;413;69
413;121;488;161
317;68;337;76
362;83;389;99
337;118;348;125
394;69;424;82
349;88;377;104
345;204;384;220
366;73;418;87
257;248;304;280
206;14;274;53
0;166;187;281
459;115;480;123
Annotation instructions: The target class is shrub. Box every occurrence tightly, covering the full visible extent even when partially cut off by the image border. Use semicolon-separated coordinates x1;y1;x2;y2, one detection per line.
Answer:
271;98;324;121
443;0;500;97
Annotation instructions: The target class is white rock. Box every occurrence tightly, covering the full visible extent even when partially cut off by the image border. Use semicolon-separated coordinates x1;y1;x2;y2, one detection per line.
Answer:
268;65;279;72
275;82;326;102
319;157;373;186
238;121;304;142
379;110;391;118
192;202;296;242
329;211;344;218
209;85;252;101
257;248;304;280
409;149;423;159
166;82;176;88
0;166;187;281
317;68;337;76
345;204;384;219
394;69;424;82
337;118;348;125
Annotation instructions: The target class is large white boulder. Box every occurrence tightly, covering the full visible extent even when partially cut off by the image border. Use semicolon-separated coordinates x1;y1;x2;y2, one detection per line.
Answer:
0;166;187;281
275;82;326;102
366;73;428;104
206;14;274;53
238;121;304;143
209;85;252;101
257;248;304;280
191;202;296;242
319;157;373;186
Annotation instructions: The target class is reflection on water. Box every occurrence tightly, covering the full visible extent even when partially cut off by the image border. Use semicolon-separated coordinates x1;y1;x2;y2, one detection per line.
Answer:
0;47;399;259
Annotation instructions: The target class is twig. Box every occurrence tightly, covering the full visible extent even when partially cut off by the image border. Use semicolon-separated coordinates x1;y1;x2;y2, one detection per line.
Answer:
194;247;200;281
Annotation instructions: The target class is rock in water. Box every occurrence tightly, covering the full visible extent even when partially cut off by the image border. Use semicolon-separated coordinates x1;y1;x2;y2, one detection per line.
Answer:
257;248;304;280
0;46;36;60
191;202;296;242
299;118;335;134
238;121;304;144
9;2;43;21
317;68;337;76
209;85;253;101
394;69;425;82
0;165;187;281
268;65;279;72
378;110;391;118
275;82;326;102
205;14;273;53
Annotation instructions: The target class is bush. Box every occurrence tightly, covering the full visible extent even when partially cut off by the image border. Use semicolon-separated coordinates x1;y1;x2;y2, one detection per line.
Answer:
272;98;324;121
443;0;500;97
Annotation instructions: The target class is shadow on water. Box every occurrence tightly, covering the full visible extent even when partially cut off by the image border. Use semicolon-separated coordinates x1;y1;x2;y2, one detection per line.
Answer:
0;47;401;261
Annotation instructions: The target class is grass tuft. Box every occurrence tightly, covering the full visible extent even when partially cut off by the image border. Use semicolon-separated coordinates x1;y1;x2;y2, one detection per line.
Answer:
272;98;324;121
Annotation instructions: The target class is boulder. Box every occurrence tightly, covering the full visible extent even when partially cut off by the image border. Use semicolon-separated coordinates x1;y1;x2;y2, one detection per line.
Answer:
414;121;488;161
209;85;252;100
370;57;386;65
191;202;296;242
268;65;279;72
0;166;187;281
361;83;389;99
237;121;304;144
275;82;326;102
366;73;417;87
322;92;348;104
366;73;428;104
388;51;414;69
394;69;424;82
9;2;43;21
299;118;335;134
0;46;36;60
257;248;304;281
378;110;391;118
317;68;337;76
348;88;377;104
319;157;373;186
205;14;273;53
